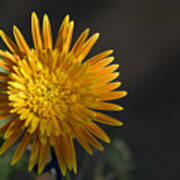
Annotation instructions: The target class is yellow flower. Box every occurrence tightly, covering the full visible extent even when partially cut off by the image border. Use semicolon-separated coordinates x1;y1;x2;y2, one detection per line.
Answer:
0;12;127;175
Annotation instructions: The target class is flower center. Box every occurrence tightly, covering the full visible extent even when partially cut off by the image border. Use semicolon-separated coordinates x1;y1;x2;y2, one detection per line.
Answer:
26;69;78;119
8;64;78;121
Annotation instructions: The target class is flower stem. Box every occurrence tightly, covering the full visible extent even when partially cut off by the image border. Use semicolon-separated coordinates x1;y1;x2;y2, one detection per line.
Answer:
65;172;70;180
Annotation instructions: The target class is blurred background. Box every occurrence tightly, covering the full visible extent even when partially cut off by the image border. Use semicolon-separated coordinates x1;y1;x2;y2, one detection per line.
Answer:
0;0;180;179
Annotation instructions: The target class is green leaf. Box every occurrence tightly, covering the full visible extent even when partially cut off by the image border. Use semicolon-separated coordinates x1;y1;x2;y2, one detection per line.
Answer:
0;66;8;74
0;117;14;126
0;55;9;74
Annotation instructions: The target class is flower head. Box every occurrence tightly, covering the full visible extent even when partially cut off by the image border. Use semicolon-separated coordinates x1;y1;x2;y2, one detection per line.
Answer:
0;12;127;175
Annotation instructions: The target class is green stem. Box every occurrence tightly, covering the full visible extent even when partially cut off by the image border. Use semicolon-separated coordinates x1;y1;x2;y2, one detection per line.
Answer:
65;171;70;180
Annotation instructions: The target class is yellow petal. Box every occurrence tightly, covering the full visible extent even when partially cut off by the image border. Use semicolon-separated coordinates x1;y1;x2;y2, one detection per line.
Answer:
0;50;17;64
76;105;96;120
38;140;50;174
18;59;33;76
71;28;89;57
55;15;70;50
95;112;123;126
12;66;23;77
96;82;122;93
72;63;90;82
10;73;25;84
79;127;104;151
50;49;61;71
27;53;38;72
64;21;74;53
60;135;72;170
86;49;114;64
28;133;40;172
72;126;93;155
86;122;110;143
98;72;119;85
4;118;23;139
95;64;119;76
0;30;22;57
31;12;43;54
28;116;40;133
99;91;128;101
53;136;67;176
0;129;23;155
89;56;114;72
50;117;61;136
8;81;25;91
11;132;32;165
43;14;53;50
76;33;99;62
13;25;30;54
67;135;77;174
24;112;34;127
0;59;10;71
89;101;124;111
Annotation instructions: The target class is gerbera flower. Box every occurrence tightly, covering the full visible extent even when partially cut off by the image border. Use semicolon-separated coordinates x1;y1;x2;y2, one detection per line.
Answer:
0;12;127;175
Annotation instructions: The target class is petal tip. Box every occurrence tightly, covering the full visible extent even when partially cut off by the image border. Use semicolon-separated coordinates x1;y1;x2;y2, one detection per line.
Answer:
105;137;111;143
118;106;124;111
64;14;70;22
69;20;74;26
109;49;114;54
0;30;4;37
115;72;120;77
37;168;43;175
32;11;37;17
123;91;128;97
117;121;123;126
43;14;49;22
13;25;18;33
99;146;104;151
31;12;38;22
94;33;100;39
86;28;90;33
11;158;16;166
89;151;94;155
28;165;33;173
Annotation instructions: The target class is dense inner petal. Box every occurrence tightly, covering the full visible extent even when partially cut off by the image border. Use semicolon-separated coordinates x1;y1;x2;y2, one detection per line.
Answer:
7;50;99;138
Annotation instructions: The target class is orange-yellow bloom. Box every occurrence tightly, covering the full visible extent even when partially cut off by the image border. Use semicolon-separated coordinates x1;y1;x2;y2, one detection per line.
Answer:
0;12;127;175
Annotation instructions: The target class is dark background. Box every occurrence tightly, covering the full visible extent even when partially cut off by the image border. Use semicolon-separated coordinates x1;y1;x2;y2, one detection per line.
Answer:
0;0;180;180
